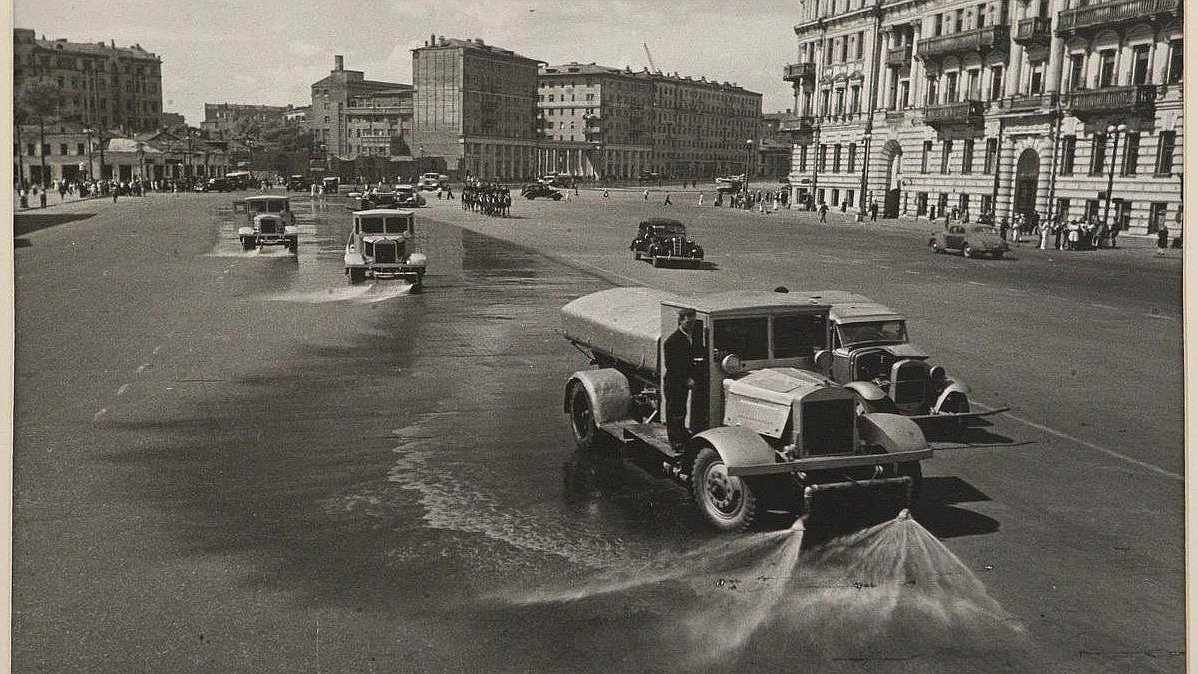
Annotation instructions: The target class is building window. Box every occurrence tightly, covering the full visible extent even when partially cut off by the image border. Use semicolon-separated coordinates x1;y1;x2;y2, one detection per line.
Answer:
1132;45;1151;86
59;143;67;155
1085;199;1100;221
945;72;959;101
984;138;997;173
900;81;910;108
1156;131;1176;176
1099;51;1116;88
1090;134;1108;176
1030;64;1044;94
848;143;856;172
981;194;993;215
989;66;1004;100
941;140;952;174
833;144;842;172
1168;39;1184;84
799;145;808;172
921;140;931;173
818;144;827;171
856;31;865;59
1149;202;1168;233
967;69;981;99
1061;135;1076;175
962;139;974;174
1068;53;1085;90
925;77;939;105
850;85;860;114
1122;132;1140;175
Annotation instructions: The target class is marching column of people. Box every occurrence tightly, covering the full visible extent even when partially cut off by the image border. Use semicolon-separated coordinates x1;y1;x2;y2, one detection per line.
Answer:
461;181;512;217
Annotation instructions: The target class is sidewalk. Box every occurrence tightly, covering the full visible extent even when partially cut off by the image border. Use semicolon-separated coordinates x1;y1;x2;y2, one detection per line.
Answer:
13;192;107;212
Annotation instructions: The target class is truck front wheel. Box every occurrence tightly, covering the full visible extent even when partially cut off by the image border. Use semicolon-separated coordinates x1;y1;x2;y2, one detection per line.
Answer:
348;268;366;285
692;447;758;532
567;381;607;451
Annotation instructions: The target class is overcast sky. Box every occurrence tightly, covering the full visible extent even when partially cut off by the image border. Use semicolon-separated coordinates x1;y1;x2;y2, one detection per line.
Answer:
14;0;801;125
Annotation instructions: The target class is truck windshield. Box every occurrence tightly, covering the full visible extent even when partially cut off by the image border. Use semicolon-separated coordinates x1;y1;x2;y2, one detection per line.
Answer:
385;219;410;235
361;218;385;234
267;201;286;212
773;313;826;357
838;320;908;346
714;317;768;360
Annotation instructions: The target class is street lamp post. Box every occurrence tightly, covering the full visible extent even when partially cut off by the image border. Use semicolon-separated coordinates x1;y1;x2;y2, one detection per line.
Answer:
744;139;754;204
83;128;95;181
1103;122;1127;229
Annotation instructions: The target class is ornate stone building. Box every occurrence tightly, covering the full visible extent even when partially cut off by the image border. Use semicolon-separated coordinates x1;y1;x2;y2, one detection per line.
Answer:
784;0;1182;234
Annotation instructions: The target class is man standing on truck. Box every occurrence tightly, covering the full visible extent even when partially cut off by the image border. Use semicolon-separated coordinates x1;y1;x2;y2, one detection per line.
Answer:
663;309;702;449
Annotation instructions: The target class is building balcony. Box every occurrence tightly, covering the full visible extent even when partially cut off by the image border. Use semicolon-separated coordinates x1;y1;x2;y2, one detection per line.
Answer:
923;99;986;127
783;62;816;84
1057;0;1180;35
1014;17;1052;47
1064;84;1157;118
997;92;1059;113
886;45;912;67
916;25;1010;60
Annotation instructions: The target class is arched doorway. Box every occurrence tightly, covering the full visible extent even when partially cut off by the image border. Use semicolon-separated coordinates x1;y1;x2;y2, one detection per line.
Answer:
882;140;902;218
1014;149;1040;221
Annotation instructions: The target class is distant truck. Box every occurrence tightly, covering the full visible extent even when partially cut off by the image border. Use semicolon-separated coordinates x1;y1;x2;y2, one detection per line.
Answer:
237;195;298;252
561;287;932;532
343;209;427;289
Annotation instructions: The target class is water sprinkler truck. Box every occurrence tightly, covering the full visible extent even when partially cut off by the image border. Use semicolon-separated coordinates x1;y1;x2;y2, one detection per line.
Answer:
561;287;998;532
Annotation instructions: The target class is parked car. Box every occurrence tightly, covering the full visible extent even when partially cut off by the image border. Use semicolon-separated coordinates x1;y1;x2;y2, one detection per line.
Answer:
237;196;298;252
347;191;401;211
393;184;427;207
803;291;1003;436
343;209;427;290
715;175;744;194
929;224;1010;258
630;218;704;267
520;183;563;200
199;177;234;192
321;177;341;194
285;175;309;192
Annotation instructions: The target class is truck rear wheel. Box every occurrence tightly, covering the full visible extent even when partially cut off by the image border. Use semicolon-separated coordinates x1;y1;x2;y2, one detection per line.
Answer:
692;447;758;532
567;381;607;451
348;268;366;285
241;237;256;251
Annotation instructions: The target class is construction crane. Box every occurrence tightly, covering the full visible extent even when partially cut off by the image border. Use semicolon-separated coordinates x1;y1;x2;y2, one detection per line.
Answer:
642;43;657;72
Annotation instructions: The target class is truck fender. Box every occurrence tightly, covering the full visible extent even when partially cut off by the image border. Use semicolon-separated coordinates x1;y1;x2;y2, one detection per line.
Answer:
564;369;631;425
688;426;776;469
283;225;298;236
858;412;927;453
843;381;887;402
933;382;971;414
236;226;254;237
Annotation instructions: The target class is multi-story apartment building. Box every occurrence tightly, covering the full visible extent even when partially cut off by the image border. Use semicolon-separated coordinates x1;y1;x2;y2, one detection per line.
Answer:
784;0;1182;234
642;70;763;179
345;88;414;158
200;103;294;139
309;55;406;159
411;36;540;181
536;63;654;179
13;28;164;133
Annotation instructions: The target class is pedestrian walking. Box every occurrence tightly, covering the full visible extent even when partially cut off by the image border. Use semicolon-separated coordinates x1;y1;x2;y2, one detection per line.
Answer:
663;192;672;206
1039;221;1051;250
602;189;610;199
697;193;704;207
643;189;649;200
1157;224;1169;256
869;201;878;221
1109;220;1120;248
819;202;828;223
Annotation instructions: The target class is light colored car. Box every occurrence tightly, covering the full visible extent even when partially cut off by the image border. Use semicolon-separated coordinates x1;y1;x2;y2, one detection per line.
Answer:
238;196;297;252
418;172;447;191
393;184;427;207
343;209;427;289
929;224;1010;258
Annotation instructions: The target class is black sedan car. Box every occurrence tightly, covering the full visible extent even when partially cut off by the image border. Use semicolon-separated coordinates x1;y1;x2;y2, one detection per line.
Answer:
630;218;704;267
520;183;563;200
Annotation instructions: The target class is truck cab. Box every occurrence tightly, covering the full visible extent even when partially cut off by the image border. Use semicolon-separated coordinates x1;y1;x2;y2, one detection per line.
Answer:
343;209;427;289
562;288;931;532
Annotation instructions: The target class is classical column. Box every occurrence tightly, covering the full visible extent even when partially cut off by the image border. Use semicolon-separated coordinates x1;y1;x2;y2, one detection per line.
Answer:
1007;0;1027;97
994;137;1018;222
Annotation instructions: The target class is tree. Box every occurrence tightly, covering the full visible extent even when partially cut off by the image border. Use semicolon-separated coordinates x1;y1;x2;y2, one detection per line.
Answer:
16;77;65;187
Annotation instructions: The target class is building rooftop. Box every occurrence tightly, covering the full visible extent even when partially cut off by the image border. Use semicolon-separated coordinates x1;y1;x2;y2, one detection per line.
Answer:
540;61;758;95
16;29;161;62
414;35;539;63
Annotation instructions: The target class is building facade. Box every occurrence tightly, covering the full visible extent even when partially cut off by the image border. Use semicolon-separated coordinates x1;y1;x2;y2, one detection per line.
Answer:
411;36;540;181
536;63;654;179
642;70;763;179
13;28;165;133
345;89;413;158
309;55;406;159
784;0;1182;234
201;103;294;138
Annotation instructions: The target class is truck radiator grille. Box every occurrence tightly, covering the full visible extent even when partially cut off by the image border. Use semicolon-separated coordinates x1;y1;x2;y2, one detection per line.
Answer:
374;241;398;263
891;360;930;406
258;219;277;234
801;399;855;455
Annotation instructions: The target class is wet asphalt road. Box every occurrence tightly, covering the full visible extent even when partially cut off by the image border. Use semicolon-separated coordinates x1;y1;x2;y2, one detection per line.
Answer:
12;190;1184;672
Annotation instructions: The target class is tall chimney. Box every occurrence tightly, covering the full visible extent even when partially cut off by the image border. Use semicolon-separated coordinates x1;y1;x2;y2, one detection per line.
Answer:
334;55;344;71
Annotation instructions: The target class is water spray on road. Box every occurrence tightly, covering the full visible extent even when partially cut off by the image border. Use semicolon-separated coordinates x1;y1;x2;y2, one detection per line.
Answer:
262;282;415;305
502;509;1026;664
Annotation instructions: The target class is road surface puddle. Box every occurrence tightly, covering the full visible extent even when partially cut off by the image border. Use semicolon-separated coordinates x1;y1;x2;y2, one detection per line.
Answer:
501;510;1026;664
262;281;415;304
